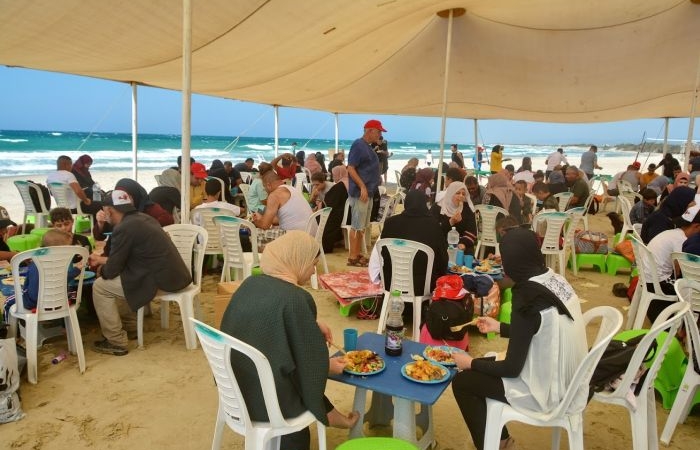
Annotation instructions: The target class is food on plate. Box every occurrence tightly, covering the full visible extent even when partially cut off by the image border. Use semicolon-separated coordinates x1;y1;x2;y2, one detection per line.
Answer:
424;346;456;364
345;350;385;373
1;276;24;286
404;359;447;381
475;260;492;272
450;265;472;274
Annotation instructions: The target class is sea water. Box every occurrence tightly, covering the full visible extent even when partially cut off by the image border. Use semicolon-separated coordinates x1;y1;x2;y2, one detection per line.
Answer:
0;129;642;178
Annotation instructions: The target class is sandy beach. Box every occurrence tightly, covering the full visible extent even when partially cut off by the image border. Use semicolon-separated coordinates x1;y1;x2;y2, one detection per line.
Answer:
1;190;698;449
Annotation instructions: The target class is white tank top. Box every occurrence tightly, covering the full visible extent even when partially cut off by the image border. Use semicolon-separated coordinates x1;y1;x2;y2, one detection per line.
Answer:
277;184;315;233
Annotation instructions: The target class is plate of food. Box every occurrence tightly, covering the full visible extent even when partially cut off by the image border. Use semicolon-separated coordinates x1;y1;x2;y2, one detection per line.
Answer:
344;349;386;376
401;358;450;384
422;345;465;366
449;265;472;274
1;276;25;286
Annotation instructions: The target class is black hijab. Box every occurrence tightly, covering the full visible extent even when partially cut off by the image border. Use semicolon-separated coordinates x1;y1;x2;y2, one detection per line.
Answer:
402;190;431;218
501;227;573;320
115;178;153;212
660;186;695;217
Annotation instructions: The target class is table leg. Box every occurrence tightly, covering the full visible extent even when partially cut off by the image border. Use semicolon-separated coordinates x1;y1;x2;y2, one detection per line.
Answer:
349;387;367;439
416;404;435;450
366;392;393;427
393;399;435;450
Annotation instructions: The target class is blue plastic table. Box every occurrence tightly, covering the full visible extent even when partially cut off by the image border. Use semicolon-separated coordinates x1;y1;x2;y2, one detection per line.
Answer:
329;333;455;449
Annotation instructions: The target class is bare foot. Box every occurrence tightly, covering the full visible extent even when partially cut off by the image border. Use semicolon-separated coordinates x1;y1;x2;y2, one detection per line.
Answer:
327;409;360;429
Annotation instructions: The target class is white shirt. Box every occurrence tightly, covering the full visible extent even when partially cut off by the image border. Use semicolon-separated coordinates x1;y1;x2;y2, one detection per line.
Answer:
513;170;535;184
545;152;568;171
47;170;79;209
646;228;686;281
277;184;314;233
192;200;241;226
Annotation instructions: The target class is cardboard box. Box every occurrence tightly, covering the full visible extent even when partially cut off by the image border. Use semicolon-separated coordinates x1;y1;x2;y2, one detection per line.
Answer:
214;281;242;328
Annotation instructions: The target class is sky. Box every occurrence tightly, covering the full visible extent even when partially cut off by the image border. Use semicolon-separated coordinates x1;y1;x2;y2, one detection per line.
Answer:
1;66;699;146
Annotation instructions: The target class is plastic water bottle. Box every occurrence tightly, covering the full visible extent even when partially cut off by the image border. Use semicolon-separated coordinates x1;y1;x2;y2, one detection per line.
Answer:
447;226;460;265
92;183;101;202
384;290;405;356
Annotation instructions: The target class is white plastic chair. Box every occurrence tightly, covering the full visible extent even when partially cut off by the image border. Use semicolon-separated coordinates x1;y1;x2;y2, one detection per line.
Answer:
627;235;678;330
531;211;569;276
614;196;638;245
580;192;596;230
191;206;237;267
191;319;327;450
375;238;434;340
553;192;573;212
306;207;331;274
136;224;208;350
48;181;94;235
661;279;700;445
14;180;51;228
295;172;309;193
215;216;260;282
237;183;252;217
672;252;700;283
482;306;623;450
564;207;585;275
474;204;508;259
366;194;399;250
593;301;688;450
239;171;253;184
8;246;88;384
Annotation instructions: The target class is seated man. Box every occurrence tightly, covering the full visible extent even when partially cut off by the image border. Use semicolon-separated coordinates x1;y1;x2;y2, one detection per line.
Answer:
465;176;486;205
46;155;101;216
88;190;192;356
629;188;657;225
565;165;590;208
309;172;334;211
252;171;314;233
192;178;245;225
532;181;559;212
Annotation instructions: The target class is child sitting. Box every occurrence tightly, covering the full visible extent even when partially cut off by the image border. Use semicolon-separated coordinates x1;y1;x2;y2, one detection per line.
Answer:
532;181;559;212
49;207;92;253
514;180;533;223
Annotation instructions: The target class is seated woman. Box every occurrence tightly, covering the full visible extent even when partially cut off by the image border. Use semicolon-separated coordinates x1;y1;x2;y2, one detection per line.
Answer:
319;166;349;253
640;186;694;244
430;181;478;254
483;171;523;224
451;228;587;450
220;231;358;449
400;157;419;190
410;167;435;205
71;154;97;196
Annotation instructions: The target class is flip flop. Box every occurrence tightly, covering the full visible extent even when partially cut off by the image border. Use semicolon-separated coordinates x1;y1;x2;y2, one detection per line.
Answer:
347;257;369;267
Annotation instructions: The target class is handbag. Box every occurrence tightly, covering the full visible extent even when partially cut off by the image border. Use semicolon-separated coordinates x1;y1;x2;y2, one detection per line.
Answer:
574;230;609;254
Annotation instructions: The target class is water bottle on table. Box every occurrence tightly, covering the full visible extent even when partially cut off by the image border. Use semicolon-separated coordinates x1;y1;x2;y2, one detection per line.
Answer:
92;183;102;202
384;289;405;356
447;226;460;265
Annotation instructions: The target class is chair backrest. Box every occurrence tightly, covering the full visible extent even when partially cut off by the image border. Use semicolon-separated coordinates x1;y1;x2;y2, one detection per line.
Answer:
394;170;402;186
341;198;351;228
372;194;399;226
154;174;164;186
214;216;260;271
163;224;208;288
581;192;595;214
239;171;253;184
306;207;331;246
474;204;509;246
48;181;78;211
191;318;289;436
553;192;573;211
376;238;435;298
617;196;635;231
14;180;50;215
673;279;700;376
531;212;569;254
601;302;689;403
190;207;236;255
618;179;634;193
672;252;700;285
294;172;308;192
10;245;89;319
545;306;623;418
630;235;667;295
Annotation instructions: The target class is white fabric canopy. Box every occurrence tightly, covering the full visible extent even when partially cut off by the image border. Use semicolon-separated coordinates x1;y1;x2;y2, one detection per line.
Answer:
1;0;699;122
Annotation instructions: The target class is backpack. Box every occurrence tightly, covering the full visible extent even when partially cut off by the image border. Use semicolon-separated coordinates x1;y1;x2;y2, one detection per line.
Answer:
26;180;51;211
425;296;474;341
588;196;600;215
590;334;658;394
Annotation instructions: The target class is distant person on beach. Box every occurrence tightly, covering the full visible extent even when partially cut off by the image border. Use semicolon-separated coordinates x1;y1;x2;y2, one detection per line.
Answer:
656;153;681;179
579;145;602;180
346;119;383;267
251;171;314;233
545;148;568;180
451;144;465;169
71;154;97;195
426;149;433;167
489;145;510;174
47;155;102;217
472;146;485;171
233;158;256;174
88;190;192;356
640;163;659;190
270;152;298;181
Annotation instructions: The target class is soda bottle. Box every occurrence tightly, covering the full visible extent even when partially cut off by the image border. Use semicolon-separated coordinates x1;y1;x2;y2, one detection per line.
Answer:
447;226;460;265
384;289;405;356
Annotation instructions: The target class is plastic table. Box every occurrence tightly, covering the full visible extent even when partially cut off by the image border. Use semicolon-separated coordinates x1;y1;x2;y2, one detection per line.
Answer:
329;333;455;449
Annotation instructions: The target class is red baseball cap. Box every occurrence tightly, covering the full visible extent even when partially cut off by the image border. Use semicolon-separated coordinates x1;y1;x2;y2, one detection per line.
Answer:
191;162;209;179
432;274;467;300
364;119;387;132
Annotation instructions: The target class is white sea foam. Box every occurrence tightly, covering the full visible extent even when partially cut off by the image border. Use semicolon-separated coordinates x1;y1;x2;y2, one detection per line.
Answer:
0;138;28;143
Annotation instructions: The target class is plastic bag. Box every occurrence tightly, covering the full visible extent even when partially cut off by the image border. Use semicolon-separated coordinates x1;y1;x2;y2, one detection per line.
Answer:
0;338;25;423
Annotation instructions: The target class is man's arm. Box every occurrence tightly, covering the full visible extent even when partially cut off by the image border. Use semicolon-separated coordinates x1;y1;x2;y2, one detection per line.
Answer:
253;189;281;229
347;165;368;201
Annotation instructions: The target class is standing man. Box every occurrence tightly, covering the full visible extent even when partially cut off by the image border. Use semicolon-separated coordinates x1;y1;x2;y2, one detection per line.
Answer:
545;148;568;180
580;145;603;180
88;190;192;356
451;144;465;169
346;120;383;267
426;149;433;167
565;166;590;208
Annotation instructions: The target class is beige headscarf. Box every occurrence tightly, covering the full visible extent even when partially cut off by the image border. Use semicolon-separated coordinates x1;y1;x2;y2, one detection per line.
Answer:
438;181;467;217
260;230;320;285
486;171;514;210
332;165;349;190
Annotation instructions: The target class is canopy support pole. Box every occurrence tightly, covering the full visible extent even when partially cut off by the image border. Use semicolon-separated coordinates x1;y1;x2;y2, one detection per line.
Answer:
662;117;669;157
274;105;279;158
436;9;456;192
131;82;138;181
684;54;700;170
473;119;479;172
180;0;192;224
334;113;339;153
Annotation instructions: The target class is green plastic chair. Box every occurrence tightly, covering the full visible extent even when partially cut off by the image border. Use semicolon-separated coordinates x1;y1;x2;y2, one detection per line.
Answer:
606;253;632;276
501;288;512;304
29;227;52;239
575;253;606;273
336;437;419;450
7;234;40;251
498;301;512;325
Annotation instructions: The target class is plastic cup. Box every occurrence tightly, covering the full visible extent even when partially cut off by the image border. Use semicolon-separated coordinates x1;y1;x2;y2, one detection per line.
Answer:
455;249;464;266
343;328;358;352
463;254;474;268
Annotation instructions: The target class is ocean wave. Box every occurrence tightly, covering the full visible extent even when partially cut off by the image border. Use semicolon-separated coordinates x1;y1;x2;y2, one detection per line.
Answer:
50;132;63;136
0;138;28;143
244;144;274;151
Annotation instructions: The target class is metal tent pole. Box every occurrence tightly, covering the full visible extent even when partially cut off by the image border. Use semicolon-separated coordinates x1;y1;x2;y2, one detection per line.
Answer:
335;112;339;153
131;82;138;181
436;8;458;192
662;117;669;157
180;0;192;224
274;105;279;158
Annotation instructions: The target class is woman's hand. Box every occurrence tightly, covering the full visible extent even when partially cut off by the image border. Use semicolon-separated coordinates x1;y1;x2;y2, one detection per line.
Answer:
452;352;473;371
317;321;333;344
475;317;500;334
328;356;346;375
450;211;462;225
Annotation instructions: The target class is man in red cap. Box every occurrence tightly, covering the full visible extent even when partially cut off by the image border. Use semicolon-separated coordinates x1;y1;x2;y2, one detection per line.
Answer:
189;162;209;209
346;120;384;266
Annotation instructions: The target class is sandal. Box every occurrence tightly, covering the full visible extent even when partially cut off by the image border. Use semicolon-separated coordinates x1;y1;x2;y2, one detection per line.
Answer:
347;257;369;267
